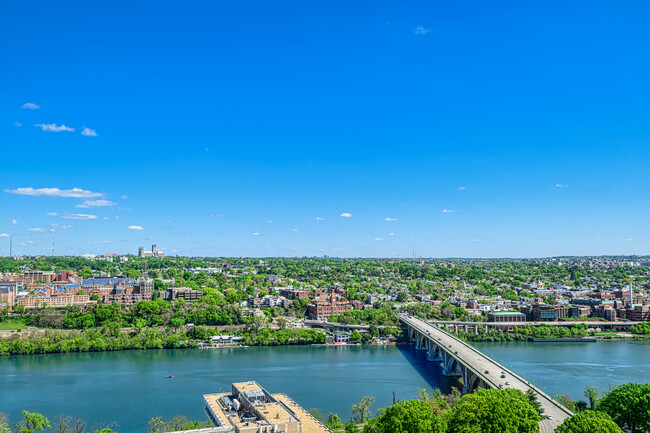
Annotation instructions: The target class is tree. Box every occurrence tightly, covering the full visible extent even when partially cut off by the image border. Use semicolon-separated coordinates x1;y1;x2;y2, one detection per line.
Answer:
446;388;539;433
350;330;362;343
555;411;624;433
584;385;601;410
308;408;325;423
326;413;343;430
352;395;375;423
525;389;543;417
17;411;51;433
599;383;650;433
0;413;10;433
345;424;359;433
147;416;164;433
555;394;577;411
371;399;446;433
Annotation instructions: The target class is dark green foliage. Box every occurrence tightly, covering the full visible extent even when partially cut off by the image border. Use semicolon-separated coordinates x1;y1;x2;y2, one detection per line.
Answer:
369;399;446;433
446;388;539;433
599;383;650;433
555;411;623;433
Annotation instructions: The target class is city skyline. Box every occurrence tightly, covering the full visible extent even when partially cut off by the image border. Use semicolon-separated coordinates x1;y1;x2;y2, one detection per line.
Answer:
2;1;650;257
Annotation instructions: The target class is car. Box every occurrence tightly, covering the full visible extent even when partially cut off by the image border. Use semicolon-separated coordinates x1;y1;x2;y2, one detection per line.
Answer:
484;370;489;374
505;381;510;385
547;416;553;420
454;351;458;354
448;344;452;348
498;384;504;389
500;374;506;379
501;371;506;375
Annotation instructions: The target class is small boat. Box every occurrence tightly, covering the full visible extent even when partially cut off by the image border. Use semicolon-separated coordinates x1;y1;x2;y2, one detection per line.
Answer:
165;375;173;378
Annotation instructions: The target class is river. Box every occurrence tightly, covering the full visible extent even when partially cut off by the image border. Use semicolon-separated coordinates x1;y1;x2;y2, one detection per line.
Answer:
1;341;649;432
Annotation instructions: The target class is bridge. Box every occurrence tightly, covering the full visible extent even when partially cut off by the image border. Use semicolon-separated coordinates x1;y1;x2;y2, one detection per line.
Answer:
431;319;640;334
399;314;573;432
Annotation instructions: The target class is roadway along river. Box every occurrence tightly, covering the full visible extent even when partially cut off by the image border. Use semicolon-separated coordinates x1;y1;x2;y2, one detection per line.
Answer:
2;341;649;432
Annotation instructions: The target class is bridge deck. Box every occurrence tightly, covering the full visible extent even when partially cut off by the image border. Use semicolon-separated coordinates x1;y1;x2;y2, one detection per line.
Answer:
400;315;572;432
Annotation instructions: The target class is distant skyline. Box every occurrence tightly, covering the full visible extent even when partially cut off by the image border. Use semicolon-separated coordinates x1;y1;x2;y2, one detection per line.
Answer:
2;1;650;258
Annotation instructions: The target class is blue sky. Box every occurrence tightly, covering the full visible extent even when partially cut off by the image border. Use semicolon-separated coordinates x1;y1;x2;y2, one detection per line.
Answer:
1;0;650;258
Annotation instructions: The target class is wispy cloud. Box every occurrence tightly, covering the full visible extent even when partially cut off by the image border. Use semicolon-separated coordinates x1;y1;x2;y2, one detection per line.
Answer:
128;225;144;230
554;184;568;188
22;102;40;110
76;199;116;208
5;187;103;198
0;233;10;238
314;217;324;221
81;127;98;137
340;212;353;218
374;237;383;241
210;214;223;219
473;239;480;242
35;123;75;132
120;195;129;199
14;121;22;127
441;209;457;213
384;217;398;221
10;219;18;225
60;213;98;220
51;223;73;229
457;186;467;190
389;233;395;236
28;228;45;232
252;232;260;236
625;238;633;241
414;25;431;35
291;228;299;232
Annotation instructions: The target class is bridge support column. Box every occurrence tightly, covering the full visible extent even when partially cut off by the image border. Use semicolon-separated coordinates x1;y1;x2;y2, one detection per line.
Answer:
441;352;462;377
427;344;442;362
415;333;426;350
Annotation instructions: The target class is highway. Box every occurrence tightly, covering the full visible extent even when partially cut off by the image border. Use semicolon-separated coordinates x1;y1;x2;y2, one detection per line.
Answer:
400;314;572;432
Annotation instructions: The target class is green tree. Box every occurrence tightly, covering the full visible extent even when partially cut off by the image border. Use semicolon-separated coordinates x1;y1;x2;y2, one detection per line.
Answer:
371;399;446;433
352;395;375;423
555;411;624;433
446;388;539;433
599;383;650;433
308;408;325;423
350;331;362;343
0;413;10;433
326;413;343;430
17;411;51;433
584;385;601;410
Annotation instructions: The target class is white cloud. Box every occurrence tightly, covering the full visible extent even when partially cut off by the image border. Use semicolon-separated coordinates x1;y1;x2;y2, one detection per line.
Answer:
5;187;103;198
14;121;22;127
538;232;547;236
314;217;324;221
47;212;59;216
389;233;395;236
0;233;9;238
60;213;98;220
35;123;75;132
103;217;109;220
291;228;299;232
22;102;40;110
10;219;17;225
252;232;260;236
28;228;44;232
81;127;98;137
128;225;144;231
76;199;116;208
414;25;431;35
555;184;568;188
625;238;633;241
267;220;273;223
458;186;467;190
340;212;353;218
473;239;480;242
120;195;129;199
441;209;457;213
374;237;383;241
384;217;398;221
51;223;73;229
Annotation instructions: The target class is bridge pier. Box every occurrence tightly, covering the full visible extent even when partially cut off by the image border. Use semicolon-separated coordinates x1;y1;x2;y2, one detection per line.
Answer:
427;344;442;362
441;351;462;376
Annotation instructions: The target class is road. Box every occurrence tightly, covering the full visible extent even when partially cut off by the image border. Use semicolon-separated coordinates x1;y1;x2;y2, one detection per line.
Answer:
400;315;572;432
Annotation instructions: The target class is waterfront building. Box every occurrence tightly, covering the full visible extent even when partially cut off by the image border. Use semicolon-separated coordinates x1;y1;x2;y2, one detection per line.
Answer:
204;381;330;433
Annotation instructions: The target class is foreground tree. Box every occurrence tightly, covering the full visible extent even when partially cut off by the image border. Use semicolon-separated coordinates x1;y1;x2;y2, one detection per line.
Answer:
352;395;375;424
599;383;650;433
17;411;51;433
555;411;623;433
446;388;539;433
370;399;446;433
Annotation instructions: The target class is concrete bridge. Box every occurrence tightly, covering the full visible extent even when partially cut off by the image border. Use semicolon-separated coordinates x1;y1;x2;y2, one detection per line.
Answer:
400;314;573;432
